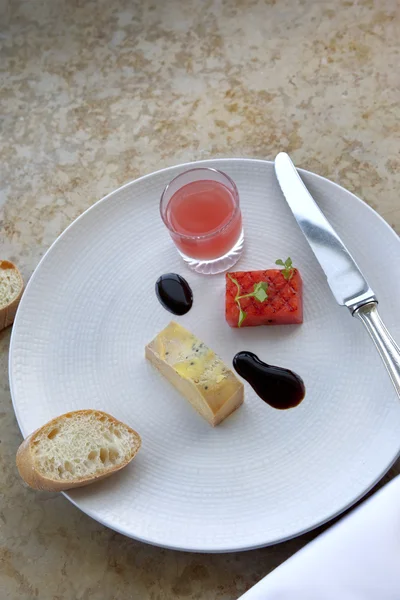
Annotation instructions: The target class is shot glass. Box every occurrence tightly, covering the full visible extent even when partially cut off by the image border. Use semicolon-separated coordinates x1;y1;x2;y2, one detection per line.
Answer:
160;168;244;274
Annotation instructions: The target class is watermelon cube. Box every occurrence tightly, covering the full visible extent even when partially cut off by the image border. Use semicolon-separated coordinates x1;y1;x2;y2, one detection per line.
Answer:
225;268;303;328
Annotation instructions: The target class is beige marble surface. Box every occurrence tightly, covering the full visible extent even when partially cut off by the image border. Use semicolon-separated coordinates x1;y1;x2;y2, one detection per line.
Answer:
1;0;400;598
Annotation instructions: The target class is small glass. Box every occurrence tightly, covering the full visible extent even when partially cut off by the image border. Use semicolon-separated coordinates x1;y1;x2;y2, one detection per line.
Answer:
160;168;244;274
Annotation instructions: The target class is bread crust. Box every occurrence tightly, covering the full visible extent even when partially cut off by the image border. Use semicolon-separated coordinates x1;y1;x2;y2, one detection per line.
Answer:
0;260;24;331
16;410;141;492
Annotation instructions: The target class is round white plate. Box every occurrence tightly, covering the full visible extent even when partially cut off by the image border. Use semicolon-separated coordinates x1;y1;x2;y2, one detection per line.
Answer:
10;159;400;552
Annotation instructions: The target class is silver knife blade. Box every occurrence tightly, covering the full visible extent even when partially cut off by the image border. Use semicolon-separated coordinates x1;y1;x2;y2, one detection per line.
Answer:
274;152;376;312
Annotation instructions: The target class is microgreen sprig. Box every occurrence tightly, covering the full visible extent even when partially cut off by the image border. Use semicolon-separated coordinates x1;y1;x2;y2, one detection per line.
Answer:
275;257;294;281
228;274;268;327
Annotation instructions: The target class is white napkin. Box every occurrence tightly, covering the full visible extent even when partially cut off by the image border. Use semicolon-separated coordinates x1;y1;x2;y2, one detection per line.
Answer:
239;475;400;600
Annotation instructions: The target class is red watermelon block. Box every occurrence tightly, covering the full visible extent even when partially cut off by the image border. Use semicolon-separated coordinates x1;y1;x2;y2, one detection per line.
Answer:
225;265;303;328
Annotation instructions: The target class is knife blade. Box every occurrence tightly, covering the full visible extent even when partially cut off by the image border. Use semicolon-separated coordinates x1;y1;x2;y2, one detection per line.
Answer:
274;152;376;312
274;151;400;400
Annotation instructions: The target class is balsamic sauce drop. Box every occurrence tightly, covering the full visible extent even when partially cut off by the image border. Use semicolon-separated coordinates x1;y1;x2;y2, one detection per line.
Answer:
155;273;193;316
233;351;305;409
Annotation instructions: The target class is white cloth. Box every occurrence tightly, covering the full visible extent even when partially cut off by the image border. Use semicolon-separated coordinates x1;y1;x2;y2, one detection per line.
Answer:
239;475;400;600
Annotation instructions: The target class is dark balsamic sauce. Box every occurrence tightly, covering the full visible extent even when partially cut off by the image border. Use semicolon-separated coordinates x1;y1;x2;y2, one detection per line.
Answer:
155;273;193;316
233;351;305;409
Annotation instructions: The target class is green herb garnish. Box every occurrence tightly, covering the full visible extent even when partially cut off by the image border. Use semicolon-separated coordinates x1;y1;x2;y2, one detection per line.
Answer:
275;257;294;281
228;274;268;327
238;307;247;327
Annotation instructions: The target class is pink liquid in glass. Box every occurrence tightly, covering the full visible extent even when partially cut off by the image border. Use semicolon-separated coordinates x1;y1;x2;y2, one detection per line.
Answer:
165;180;242;260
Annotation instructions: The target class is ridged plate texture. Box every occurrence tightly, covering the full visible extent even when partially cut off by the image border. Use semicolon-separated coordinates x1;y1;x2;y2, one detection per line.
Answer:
9;159;400;552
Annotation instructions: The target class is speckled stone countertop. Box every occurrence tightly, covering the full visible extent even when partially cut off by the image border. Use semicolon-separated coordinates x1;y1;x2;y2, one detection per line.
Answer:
1;0;399;598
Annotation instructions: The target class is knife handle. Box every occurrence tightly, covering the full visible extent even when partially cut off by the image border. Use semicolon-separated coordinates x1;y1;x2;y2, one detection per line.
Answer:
354;302;400;399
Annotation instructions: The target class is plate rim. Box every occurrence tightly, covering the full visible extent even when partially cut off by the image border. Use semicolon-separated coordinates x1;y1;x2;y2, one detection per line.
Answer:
9;157;400;552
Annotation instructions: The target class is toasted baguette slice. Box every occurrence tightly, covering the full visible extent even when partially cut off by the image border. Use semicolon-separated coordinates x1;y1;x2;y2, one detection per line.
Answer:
0;260;24;331
16;410;141;492
146;321;244;426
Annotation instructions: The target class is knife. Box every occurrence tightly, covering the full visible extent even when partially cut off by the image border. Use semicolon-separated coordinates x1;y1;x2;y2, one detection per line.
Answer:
274;152;400;400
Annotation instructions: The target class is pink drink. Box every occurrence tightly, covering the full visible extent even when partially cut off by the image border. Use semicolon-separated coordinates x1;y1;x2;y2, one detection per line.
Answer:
162;175;242;261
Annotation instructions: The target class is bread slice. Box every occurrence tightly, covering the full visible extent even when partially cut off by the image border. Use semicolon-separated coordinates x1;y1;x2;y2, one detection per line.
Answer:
16;410;141;492
146;321;244;426
0;260;24;331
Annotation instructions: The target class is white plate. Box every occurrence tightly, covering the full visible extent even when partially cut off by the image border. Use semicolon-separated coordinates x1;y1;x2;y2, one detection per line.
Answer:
10;159;400;552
